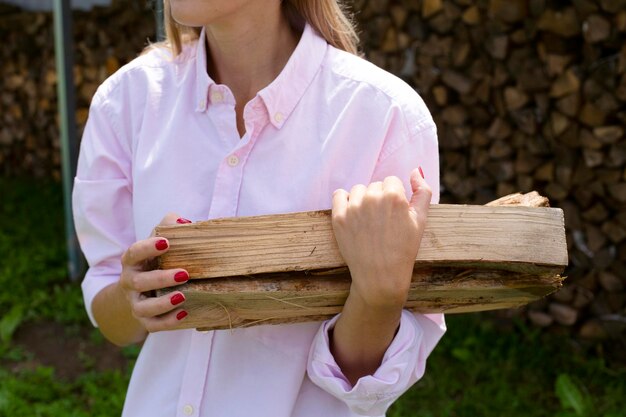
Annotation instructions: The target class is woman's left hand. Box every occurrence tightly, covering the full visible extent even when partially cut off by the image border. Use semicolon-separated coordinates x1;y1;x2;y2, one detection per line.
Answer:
331;167;432;311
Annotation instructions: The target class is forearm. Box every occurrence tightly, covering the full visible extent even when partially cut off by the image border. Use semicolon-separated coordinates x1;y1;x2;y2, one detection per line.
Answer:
92;282;147;347
330;286;403;386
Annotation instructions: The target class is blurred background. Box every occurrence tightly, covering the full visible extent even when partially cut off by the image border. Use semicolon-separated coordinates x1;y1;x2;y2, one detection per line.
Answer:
0;0;624;416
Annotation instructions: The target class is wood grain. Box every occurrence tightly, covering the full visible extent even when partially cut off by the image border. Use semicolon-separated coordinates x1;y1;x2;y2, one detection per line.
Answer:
160;267;564;331
154;192;567;331
155;204;567;279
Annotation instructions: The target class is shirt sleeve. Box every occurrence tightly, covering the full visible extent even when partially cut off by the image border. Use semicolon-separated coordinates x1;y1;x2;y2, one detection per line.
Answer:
306;118;446;416
72;89;135;327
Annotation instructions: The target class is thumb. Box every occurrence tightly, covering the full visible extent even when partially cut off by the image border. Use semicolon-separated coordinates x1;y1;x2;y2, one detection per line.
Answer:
150;212;190;237
409;167;432;214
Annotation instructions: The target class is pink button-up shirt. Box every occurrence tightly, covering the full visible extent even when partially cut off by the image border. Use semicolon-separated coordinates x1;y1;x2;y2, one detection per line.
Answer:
73;23;445;417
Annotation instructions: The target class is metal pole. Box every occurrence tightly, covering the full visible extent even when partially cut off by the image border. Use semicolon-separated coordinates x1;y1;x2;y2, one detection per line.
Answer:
155;0;165;41
53;0;85;281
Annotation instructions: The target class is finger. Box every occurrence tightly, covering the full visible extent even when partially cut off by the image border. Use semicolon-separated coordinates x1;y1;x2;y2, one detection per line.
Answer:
363;181;383;207
332;188;349;221
142;308;189;333
367;181;384;193
161;212;184;226
348;184;367;207
124;268;189;293
150;212;189;238
409;167;432;214
132;291;186;319
382;176;407;199
122;237;170;267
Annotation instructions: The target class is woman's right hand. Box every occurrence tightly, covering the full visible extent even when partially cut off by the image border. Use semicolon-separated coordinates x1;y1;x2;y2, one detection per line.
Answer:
118;213;191;333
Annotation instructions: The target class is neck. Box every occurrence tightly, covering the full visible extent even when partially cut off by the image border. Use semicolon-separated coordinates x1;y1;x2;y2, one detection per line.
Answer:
204;4;300;105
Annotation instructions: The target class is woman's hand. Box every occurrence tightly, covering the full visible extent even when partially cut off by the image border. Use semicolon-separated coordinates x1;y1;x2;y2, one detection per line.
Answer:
329;167;432;385
331;168;431;310
119;213;192;332
92;213;192;346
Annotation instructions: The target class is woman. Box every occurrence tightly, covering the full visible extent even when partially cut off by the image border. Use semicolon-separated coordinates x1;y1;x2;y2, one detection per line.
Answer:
73;0;445;416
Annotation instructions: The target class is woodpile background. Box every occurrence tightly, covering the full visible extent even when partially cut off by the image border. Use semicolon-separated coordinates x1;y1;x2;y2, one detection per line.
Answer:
0;0;624;344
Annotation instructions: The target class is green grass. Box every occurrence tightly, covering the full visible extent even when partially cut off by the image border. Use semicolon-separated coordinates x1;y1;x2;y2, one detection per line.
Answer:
1;178;625;417
389;316;626;417
0;179;87;331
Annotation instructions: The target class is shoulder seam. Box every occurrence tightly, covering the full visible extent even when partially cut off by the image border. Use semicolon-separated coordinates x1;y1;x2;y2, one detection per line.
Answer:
378;120;437;163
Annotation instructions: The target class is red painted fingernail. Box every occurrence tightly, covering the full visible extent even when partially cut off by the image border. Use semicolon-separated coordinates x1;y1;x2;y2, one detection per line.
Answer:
174;271;189;282
170;293;185;305
176;217;192;224
418;166;425;179
176;310;188;320
155;239;168;251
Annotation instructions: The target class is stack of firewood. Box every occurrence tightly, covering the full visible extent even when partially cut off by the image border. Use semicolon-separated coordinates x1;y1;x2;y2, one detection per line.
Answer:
354;0;626;340
0;0;623;340
0;2;154;178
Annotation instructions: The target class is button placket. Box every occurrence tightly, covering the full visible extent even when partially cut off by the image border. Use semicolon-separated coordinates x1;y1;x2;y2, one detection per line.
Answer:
175;332;213;417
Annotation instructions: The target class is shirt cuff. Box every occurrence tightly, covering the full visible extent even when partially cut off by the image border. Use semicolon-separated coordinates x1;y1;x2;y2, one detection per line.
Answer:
81;262;121;327
307;310;445;416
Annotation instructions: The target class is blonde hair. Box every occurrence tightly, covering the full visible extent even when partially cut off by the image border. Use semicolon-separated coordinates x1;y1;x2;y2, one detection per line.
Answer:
158;0;359;57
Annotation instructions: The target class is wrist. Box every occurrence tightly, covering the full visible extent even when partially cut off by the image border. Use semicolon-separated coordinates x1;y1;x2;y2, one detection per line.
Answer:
344;287;403;325
347;268;411;311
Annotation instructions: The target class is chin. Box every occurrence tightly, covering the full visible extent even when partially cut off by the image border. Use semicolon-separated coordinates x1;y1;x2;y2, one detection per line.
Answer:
169;0;241;27
170;3;211;27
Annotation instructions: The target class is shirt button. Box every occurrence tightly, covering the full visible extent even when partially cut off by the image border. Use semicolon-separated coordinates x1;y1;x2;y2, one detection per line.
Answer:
198;99;206;109
211;91;224;102
274;112;284;123
227;155;239;167
183;405;194;416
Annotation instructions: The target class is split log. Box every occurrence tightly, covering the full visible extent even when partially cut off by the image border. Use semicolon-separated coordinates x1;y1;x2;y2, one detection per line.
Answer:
155;192;567;331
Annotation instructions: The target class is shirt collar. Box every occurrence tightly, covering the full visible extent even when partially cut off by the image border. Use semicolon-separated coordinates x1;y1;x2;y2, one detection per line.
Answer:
194;29;213;112
194;23;328;129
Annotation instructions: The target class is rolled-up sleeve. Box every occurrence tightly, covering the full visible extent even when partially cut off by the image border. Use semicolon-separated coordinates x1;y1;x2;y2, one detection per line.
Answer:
72;88;135;327
307;311;446;416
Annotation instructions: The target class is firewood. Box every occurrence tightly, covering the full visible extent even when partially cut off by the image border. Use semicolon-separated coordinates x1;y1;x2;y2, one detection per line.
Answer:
579;320;607;339
156;204;566;279
441;70;473;94
487;35;508;60
528;310;554;327
556;93;580;117
390;5;408;27
599;0;626;14
155;193;567;331
537;8;581;37
432;85;448;106
422;0;443;18
461;5;480;25
545;54;572;76
583;14;611;43
504;87;529;111
593;126;624;144
617;11;626;32
598;271;624;292
489;0;527;23
549;302;578;325
579;102;607;126
550;69;580;97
